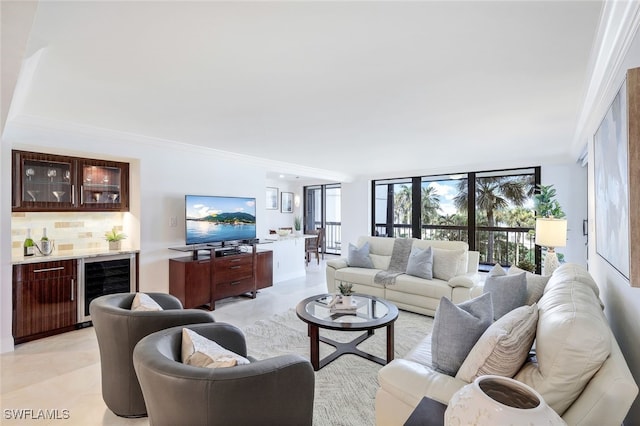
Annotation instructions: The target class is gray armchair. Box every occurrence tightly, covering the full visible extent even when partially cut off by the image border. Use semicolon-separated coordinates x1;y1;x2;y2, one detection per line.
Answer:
90;292;215;418
133;322;315;426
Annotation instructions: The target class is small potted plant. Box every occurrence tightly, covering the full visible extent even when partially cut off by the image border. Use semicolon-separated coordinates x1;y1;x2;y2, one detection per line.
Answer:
294;216;302;236
105;226;127;251
338;282;355;306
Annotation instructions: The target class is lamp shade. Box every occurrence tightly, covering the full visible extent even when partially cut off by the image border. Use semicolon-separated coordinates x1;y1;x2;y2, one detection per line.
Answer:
535;218;567;248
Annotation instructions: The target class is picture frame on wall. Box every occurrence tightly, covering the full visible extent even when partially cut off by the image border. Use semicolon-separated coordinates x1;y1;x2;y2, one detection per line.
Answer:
281;192;293;213
266;187;278;210
594;66;640;288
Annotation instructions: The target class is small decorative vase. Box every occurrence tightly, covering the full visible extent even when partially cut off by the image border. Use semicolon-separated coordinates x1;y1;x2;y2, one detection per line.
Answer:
109;240;122;251
341;295;352;306
445;375;566;426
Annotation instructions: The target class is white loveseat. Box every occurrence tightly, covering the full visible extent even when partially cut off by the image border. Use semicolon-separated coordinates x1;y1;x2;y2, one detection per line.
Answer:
326;237;483;316
375;263;639;426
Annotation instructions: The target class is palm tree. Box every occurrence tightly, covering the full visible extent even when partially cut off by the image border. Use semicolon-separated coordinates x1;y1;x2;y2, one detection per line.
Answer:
454;176;534;263
502;207;536;263
421;185;440;226
393;185;412;236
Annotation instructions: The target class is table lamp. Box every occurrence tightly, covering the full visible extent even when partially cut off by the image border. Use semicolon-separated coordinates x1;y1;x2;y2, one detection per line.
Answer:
535;217;567;275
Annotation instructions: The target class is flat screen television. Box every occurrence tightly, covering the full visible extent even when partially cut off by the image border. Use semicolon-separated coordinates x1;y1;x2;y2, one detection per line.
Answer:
185;195;256;245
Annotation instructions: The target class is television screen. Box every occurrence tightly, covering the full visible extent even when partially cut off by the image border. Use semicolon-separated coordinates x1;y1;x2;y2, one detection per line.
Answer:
185;195;256;245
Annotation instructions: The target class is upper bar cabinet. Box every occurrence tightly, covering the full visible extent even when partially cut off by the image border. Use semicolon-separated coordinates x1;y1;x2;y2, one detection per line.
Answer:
12;150;129;212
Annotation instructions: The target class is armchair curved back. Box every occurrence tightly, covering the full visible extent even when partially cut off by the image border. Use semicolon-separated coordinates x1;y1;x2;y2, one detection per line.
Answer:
89;293;214;417
133;323;315;426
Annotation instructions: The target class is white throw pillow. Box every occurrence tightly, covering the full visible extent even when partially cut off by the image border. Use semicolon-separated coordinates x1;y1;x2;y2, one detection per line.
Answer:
456;303;538;382
432;248;466;281
131;293;163;311
181;328;250;369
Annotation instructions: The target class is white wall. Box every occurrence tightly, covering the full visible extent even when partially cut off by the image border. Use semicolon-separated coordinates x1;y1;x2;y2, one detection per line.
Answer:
340;179;370;250
583;28;640;425
0;0;39;353
264;177;303;231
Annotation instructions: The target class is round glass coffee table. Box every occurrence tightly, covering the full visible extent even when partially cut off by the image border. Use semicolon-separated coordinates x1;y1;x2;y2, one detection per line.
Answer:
296;293;399;371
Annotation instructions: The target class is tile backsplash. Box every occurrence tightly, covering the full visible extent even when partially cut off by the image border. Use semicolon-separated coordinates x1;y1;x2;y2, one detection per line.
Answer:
12;212;124;257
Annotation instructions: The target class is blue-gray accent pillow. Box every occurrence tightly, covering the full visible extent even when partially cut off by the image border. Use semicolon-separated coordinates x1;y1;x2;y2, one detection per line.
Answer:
431;292;494;376
483;272;527;320
406;246;433;280
347;242;374;268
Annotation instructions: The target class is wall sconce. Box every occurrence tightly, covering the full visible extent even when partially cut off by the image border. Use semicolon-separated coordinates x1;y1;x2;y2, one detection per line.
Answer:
294;195;300;208
535;217;567;275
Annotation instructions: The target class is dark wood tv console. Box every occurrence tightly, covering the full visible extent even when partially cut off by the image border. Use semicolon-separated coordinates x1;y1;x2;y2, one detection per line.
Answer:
169;245;273;310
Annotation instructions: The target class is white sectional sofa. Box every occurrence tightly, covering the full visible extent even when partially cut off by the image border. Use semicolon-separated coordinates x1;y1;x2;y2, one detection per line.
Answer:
326;236;483;316
375;263;639;426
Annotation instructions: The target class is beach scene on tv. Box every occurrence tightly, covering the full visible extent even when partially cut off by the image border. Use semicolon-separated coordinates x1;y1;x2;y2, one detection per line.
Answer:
186;195;256;245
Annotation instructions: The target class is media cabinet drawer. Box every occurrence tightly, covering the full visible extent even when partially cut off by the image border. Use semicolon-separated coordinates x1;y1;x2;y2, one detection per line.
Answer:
214;278;255;299
215;255;252;268
214;256;253;283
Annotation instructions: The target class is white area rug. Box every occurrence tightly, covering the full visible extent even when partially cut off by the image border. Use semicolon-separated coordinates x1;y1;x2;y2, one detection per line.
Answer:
242;309;434;426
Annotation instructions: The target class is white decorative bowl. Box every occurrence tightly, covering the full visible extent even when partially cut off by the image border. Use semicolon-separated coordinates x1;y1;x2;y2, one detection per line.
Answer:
445;375;565;426
276;229;291;237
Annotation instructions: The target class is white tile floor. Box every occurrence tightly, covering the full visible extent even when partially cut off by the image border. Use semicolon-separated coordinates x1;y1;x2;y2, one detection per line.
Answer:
0;257;333;425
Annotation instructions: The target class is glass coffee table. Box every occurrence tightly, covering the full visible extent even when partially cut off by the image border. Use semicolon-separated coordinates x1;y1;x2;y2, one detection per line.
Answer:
296;293;399;371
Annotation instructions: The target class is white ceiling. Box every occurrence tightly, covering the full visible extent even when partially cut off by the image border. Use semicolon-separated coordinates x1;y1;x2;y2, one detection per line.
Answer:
8;1;603;181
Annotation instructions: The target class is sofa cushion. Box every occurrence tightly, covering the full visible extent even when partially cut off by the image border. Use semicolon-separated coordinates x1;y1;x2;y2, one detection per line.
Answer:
431;293;493;376
432;248;466;281
335;268;384;288
347;242;374;268
181;328;250;368
508;265;550;305
456;303;538;382
392;274;451;299
514;270;611;416
406;246;433;280
483;272;527;320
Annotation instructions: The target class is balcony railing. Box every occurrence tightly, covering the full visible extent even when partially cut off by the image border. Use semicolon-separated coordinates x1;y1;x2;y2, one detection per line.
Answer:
308;221;341;255
374;224;536;269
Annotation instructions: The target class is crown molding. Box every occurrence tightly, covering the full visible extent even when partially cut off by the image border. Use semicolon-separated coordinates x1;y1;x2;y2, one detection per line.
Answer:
3;114;354;183
572;0;640;160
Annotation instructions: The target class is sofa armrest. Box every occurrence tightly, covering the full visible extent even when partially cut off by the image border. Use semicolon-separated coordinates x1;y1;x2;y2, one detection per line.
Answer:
448;273;481;289
326;258;348;293
377;359;467;406
326;258;348;270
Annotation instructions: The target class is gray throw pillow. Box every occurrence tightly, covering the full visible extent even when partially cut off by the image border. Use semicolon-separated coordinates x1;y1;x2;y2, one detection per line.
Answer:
347;242;374;268
431;293;494;376
508;265;550;305
483;272;527;320
405;246;433;280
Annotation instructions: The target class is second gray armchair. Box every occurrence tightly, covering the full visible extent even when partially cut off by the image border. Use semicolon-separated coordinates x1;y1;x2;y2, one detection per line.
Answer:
133;322;315;426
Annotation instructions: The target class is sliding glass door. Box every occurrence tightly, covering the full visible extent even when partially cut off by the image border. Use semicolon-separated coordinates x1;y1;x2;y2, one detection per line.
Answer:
304;183;341;255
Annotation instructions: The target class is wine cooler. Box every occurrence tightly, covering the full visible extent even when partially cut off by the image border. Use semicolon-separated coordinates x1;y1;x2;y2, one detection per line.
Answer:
78;253;136;323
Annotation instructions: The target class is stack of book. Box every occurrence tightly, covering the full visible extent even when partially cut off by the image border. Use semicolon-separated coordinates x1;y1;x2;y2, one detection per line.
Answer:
330;297;358;314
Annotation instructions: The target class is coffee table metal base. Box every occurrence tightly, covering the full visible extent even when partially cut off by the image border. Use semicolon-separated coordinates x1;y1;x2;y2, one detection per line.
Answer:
308;323;394;371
